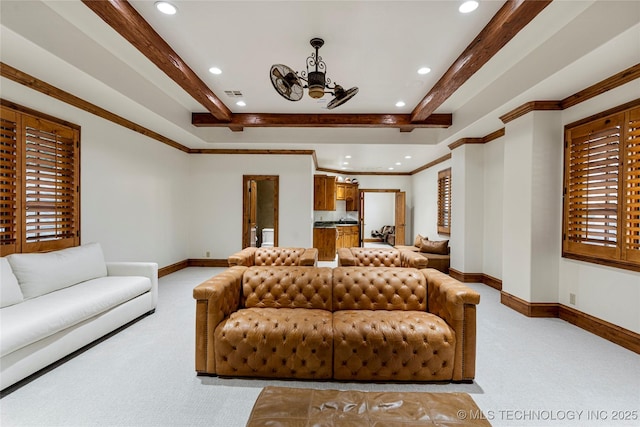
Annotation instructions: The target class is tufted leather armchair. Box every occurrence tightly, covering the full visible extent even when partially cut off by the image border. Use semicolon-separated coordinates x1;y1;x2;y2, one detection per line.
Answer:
193;266;480;382
337;247;428;269
228;247;318;267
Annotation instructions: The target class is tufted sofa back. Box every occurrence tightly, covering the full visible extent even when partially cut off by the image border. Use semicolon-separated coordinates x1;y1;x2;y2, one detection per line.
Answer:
253;247;306;266
332;267;427;311
242;266;333;310
340;248;402;267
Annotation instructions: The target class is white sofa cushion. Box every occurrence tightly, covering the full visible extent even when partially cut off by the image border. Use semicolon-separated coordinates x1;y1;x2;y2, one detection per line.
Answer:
0;275;151;357
1;258;24;308
7;243;108;299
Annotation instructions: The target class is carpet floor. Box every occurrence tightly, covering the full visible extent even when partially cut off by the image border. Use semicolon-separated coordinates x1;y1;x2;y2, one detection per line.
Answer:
1;266;639;426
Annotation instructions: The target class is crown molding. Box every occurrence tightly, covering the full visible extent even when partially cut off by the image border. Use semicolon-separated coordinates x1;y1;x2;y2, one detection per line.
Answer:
448;128;506;150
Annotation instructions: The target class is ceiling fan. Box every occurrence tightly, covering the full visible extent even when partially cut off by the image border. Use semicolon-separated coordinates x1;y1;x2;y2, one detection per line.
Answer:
269;38;358;109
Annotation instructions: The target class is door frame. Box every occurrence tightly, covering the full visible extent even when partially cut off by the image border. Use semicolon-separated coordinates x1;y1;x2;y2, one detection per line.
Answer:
358;189;405;246
242;175;279;249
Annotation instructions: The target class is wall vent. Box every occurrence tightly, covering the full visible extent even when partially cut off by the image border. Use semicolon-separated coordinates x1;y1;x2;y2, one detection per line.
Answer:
224;90;243;98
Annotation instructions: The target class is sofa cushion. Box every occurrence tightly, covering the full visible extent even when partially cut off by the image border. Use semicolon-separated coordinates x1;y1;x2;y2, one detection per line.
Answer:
420;239;449;255
333;310;456;381
0;275;151;357
242;266;333;310
254;247;305;266
214;307;333;379
414;234;425;247
7;243;108;299
0;258;23;308
332;267;427;311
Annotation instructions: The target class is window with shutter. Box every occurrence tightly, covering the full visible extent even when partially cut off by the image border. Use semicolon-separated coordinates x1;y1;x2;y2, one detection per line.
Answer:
0;108;20;256
438;168;451;235
563;102;640;272
0;103;80;255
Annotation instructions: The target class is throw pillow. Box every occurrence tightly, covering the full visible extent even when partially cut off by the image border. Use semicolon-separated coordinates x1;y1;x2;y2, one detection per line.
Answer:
420;239;449;255
7;242;108;299
414;234;425;247
0;257;24;308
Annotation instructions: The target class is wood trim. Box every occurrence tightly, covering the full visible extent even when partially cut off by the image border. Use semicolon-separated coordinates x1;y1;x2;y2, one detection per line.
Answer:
482;273;502;291
559;305;640;354
448;128;506;150
448;268;483;283
189;148;315;156
411;0;552;122
316;167;410;176
0;99;80;131
0;62;191;153
410;153;452;175
499;291;640;354
81;0;231;122
499;65;640;124
158;260;189;278
500;291;559;318
560;63;640;109
359;189;402;193
499;101;563;124
192;112;452;131
187;259;228;267
564;98;640;130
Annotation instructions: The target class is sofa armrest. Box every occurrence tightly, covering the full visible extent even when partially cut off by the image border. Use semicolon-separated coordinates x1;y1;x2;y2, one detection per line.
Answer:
336;248;356;266
106;262;158;308
421;268;480;381
300;248;318;266
227;247;257;267
399;249;429;269
192;266;247;374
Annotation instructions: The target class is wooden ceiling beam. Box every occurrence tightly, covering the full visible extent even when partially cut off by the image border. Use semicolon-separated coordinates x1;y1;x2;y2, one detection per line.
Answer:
411;0;553;122
81;0;232;122
192;112;452;132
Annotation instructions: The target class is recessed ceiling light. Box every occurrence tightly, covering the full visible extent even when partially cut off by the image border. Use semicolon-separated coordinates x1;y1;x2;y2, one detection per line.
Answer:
343;162;349;165
236;101;246;107
395;101;406;108
209;67;222;75
345;155;352;159
395;162;401;166
459;1;479;14
341;167;348;170
388;167;395;171
155;1;177;15
417;67;431;75
405;155;412;159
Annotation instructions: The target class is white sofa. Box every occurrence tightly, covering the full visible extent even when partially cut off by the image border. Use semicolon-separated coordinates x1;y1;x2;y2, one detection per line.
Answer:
0;243;158;391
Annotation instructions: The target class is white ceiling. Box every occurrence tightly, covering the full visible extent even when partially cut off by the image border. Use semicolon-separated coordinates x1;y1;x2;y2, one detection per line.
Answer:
1;1;639;173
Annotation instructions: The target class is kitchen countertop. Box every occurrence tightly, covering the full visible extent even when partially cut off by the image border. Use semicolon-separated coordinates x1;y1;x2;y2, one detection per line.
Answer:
314;221;359;228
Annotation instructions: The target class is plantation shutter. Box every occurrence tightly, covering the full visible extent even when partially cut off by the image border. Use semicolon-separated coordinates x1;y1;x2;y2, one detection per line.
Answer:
438;168;451;235
563;113;622;260
624;107;640;263
0;107;20;255
22;115;79;252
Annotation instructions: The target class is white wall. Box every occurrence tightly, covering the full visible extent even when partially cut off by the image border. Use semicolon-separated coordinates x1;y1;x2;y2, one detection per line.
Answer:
0;78;191;268
363;193;395;239
189;154;314;259
412;160;452;242
483;138;504;280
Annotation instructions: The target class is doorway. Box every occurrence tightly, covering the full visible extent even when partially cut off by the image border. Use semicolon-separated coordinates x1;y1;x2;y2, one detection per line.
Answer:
358;189;406;246
242;175;279;249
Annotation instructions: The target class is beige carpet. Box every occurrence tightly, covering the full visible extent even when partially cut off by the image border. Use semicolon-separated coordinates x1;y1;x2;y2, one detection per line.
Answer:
247;386;491;426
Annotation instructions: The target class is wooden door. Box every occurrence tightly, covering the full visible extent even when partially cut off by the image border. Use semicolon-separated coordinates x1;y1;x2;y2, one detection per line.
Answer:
358;191;365;246
395;191;406;246
243;175;279;249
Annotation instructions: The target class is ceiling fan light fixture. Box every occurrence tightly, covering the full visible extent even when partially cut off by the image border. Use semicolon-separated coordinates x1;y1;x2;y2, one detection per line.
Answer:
269;38;358;108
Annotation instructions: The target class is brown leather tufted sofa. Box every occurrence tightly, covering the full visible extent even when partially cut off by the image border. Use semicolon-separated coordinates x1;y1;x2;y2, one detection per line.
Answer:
228;247;318;267
337;247;428;269
193;265;480;382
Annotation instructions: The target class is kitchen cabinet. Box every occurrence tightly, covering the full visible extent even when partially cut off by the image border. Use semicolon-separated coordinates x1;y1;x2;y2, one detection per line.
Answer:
337;225;359;249
313;227;336;261
314;175;336;211
336;183;346;200
345;184;358;211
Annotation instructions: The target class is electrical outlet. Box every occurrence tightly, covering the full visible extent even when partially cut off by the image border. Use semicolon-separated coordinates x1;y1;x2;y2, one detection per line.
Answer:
569;293;576;305
206;251;211;258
